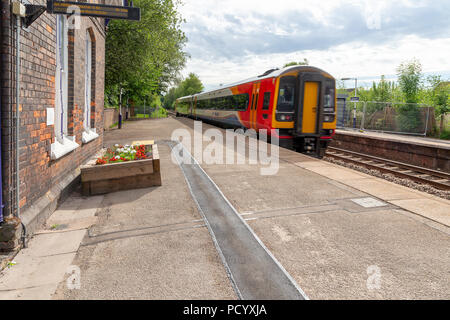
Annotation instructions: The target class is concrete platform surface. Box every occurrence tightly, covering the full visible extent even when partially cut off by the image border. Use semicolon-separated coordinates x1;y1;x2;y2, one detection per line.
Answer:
0;196;102;300
1;117;448;300
174;117;450;299
53;141;236;300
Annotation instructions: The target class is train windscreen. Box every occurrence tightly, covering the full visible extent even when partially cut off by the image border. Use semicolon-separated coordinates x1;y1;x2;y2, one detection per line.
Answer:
277;76;296;112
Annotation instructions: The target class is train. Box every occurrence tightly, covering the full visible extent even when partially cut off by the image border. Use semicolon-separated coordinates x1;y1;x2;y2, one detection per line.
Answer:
175;65;336;157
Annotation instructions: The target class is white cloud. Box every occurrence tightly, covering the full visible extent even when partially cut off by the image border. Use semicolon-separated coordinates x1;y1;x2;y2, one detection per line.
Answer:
177;0;450;90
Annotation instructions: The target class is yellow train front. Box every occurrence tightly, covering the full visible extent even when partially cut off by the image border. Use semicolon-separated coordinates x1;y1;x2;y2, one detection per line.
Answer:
175;66;336;157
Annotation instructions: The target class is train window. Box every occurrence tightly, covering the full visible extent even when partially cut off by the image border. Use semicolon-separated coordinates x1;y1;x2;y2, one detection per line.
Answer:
217;97;223;110
277;76;296;112
238;93;250;111
196;94;250;111
324;87;335;111
262;92;271;110
224;96;232;110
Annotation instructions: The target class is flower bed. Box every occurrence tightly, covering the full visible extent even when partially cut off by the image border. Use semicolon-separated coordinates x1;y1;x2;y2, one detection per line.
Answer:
81;143;161;196
95;144;152;165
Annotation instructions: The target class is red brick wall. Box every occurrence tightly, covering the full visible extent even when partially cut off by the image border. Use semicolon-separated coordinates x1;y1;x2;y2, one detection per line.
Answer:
1;0;106;216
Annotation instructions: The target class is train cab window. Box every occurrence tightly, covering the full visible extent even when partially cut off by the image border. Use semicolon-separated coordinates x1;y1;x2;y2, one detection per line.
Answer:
277;76;296;112
262;92;271;110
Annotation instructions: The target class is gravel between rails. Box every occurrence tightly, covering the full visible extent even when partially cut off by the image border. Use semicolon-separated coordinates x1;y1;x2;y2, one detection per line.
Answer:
324;156;450;200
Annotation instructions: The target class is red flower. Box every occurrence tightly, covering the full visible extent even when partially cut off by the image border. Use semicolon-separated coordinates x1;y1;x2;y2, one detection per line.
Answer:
96;158;107;165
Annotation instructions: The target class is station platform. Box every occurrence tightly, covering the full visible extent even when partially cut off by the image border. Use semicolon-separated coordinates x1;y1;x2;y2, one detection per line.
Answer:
101;118;450;299
2;117;448;300
152;117;449;298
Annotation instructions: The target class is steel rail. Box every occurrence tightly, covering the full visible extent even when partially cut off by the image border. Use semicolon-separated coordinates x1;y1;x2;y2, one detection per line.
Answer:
326;147;450;191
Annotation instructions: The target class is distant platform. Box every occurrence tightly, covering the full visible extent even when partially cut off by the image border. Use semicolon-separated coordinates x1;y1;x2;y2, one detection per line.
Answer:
336;129;450;149
333;129;450;173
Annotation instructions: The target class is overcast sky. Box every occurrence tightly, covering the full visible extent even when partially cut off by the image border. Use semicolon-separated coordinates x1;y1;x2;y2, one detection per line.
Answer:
177;0;450;91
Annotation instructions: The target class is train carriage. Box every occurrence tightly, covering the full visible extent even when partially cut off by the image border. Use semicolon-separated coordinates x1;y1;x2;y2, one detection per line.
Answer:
175;66;336;157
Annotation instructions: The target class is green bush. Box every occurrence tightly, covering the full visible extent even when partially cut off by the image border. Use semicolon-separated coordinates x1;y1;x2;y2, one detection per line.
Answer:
150;107;168;119
440;129;450;140
395;104;421;132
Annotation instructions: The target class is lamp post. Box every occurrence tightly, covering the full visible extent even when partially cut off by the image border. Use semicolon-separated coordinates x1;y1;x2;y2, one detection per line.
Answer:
341;77;358;128
119;87;123;129
126;96;129;120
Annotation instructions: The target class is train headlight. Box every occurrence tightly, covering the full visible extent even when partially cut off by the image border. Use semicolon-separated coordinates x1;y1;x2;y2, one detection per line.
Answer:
324;115;335;122
276;113;294;122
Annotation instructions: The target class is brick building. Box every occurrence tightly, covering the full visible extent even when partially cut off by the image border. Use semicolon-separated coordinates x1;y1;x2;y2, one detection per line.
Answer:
0;0;120;249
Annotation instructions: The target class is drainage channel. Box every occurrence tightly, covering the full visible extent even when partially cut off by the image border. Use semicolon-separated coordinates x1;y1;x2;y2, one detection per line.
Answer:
168;140;308;300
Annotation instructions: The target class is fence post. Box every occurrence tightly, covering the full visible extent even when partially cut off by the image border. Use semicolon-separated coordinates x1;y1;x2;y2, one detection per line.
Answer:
360;102;366;131
424;106;430;136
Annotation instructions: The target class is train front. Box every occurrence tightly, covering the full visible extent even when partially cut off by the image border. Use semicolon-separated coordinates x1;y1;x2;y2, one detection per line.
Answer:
272;67;336;158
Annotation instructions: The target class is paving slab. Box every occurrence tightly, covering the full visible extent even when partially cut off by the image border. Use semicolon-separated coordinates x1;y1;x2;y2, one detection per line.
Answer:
389;198;450;227
0;194;104;300
0;233;83;300
53;141;236;300
247;209;450;299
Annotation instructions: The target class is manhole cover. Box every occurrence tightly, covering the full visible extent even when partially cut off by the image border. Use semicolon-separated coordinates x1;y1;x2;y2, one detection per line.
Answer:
351;197;387;208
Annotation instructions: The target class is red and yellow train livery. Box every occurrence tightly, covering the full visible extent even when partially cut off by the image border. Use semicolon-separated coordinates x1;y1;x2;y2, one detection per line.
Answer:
175;65;336;157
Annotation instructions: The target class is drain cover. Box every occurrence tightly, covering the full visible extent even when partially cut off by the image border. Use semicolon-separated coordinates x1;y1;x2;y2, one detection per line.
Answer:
351;197;387;208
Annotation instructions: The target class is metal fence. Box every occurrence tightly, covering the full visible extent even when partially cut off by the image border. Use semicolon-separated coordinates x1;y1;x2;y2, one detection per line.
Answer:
132;105;157;118
337;101;434;136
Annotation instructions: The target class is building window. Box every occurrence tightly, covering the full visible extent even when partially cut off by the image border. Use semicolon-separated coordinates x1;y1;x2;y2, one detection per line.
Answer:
82;29;99;144
51;15;79;160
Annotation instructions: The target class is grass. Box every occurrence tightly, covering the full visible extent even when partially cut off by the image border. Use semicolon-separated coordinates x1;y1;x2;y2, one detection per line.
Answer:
109;122;118;129
135;114;150;118
134;107;168;119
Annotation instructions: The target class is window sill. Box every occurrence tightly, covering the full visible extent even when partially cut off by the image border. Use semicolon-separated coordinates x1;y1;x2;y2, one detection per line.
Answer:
50;136;80;160
82;129;99;144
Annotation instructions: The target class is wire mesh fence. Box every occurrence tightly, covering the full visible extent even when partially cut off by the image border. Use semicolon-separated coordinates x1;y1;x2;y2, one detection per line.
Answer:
337;101;434;136
132;105;157;118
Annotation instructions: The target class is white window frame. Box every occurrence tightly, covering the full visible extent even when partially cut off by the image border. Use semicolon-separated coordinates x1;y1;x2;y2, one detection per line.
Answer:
84;32;92;131
82;30;99;144
51;15;79;160
55;14;68;141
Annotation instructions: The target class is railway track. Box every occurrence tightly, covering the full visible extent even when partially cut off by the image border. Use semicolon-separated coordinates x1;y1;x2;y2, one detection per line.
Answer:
326;147;450;191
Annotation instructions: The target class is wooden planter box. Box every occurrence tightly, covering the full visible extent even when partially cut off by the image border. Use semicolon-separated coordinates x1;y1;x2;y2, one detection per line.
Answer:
81;144;161;196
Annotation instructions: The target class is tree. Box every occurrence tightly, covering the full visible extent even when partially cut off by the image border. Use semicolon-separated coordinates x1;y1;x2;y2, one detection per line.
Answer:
422;76;450;133
180;73;204;96
163;73;204;109
105;0;188;107
396;59;422;104
396;59;423;131
283;59;309;68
